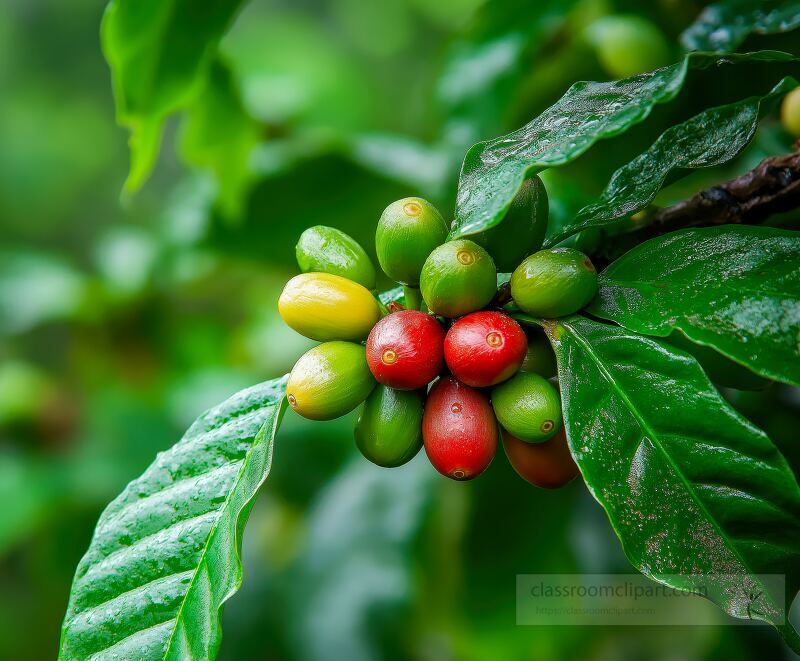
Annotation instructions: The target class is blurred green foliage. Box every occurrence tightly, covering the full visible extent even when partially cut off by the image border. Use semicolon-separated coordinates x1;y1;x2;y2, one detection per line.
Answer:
2;0;799;659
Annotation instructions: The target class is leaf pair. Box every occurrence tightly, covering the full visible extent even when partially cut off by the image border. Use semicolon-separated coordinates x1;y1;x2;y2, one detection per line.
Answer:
449;50;797;243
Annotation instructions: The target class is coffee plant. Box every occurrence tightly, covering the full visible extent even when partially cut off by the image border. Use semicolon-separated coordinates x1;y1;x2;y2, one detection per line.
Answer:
59;1;800;658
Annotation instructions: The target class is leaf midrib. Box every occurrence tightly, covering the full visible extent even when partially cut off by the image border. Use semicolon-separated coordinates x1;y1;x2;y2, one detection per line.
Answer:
160;404;279;658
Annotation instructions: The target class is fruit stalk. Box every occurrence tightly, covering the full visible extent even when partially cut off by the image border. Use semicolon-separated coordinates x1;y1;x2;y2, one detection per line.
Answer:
402;285;422;311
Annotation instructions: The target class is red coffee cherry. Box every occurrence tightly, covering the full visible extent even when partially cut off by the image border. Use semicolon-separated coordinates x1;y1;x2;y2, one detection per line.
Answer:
444;311;527;387
422;377;498;480
502;428;579;489
366;310;444;390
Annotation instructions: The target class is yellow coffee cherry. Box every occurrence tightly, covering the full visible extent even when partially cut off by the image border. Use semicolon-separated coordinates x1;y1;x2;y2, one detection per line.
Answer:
278;272;382;341
287;341;376;420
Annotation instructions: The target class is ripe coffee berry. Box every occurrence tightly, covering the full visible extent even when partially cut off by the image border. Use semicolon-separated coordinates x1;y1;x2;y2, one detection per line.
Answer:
503;428;578;489
444;311;527;387
366;310;444;390
423;377;497;480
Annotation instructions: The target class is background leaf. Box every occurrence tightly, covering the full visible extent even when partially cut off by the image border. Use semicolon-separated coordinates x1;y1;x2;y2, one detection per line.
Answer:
449;50;796;241
538;314;800;648
437;0;580;146
58;376;287;660
544;77;798;246
681;0;800;54
288;455;437;661
180;59;261;221
101;0;246;192
588;226;800;387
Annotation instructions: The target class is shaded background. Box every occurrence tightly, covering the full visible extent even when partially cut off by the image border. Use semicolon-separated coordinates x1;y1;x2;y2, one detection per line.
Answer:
2;0;800;658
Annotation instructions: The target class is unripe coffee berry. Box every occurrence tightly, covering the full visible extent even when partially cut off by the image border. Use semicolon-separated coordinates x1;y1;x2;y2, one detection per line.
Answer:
296;225;376;289
279;272;382;341
511;248;597;318
473;176;549;272
376;197;448;286
355;385;423;468
423;377;497;480
503;428;578;489
420;239;497;317
366;310;444;390
491;372;562;443
287;341;376;420
444;311;527;387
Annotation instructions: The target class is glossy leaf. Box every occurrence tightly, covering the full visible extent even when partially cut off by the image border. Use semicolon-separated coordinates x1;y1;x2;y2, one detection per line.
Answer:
539;315;800;647
544;78;797;246
681;0;800;53
59;376;288;660
180;59;260;221
101;0;246;191
589;226;800;387
449;50;796;241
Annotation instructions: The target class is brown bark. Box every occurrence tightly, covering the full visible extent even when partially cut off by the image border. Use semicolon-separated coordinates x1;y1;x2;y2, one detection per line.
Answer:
636;149;800;238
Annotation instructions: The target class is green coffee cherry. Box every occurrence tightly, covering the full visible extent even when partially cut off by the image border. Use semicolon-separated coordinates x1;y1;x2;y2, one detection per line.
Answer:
521;333;557;379
492;372;562;443
474;176;549;272
278;272;382;341
666;332;769;391
296;226;376;289
376;197;448;286
585;15;670;79
511;248;598;318
287;341;376;420
420;240;497;317
781;86;800;138
355;385;423;467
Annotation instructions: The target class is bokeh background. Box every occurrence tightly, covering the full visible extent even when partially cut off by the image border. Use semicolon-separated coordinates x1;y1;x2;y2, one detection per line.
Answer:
2;0;800;659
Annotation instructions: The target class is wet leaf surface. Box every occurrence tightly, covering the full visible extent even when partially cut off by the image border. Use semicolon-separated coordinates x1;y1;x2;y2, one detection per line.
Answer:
59;377;287;660
681;0;800;53
535;315;800;648
588;226;800;387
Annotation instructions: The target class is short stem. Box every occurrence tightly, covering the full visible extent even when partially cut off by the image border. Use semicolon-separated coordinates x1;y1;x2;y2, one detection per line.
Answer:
403;285;422;311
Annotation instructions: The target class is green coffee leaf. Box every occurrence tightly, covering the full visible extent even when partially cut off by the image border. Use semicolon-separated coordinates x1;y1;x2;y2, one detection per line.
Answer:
102;0;246;192
58;376;287;660
540;315;800;649
180;59;260;221
449;50;796;241
681;0;800;53
588;226;800;387
544;77;797;246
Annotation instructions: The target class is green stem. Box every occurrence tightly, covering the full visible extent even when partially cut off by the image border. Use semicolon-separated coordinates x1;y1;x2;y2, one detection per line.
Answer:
403;285;422;311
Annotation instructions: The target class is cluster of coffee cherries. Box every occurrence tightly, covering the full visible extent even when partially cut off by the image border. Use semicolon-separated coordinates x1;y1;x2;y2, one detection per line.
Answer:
278;186;598;488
